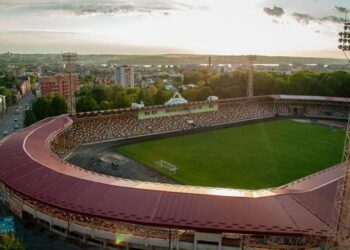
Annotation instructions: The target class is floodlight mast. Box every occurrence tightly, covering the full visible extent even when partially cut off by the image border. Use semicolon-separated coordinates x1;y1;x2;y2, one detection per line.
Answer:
247;55;257;98
62;53;77;115
327;21;350;250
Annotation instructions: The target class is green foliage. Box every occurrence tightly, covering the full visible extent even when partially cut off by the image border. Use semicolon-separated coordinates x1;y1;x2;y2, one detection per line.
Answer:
0;88;14;105
0;234;25;250
28;94;68;124
24;110;37;127
153;89;173;105
0;71;16;89
50;95;68;116
181;70;350;101
91;85;107;104
76;96;98;112
208;71;247;98
99;100;112;110
32;96;52;120
29;75;37;86
77;84;154;112
117;120;344;189
73;70;350;112
183;71;208;85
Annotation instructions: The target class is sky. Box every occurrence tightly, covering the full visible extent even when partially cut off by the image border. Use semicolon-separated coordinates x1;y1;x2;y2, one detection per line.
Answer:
0;0;349;58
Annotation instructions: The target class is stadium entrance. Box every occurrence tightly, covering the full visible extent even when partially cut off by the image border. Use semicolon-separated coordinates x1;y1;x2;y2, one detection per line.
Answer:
194;232;222;250
290;105;305;116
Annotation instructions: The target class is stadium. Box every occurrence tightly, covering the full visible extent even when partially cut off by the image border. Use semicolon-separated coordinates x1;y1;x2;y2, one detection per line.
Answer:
0;94;349;250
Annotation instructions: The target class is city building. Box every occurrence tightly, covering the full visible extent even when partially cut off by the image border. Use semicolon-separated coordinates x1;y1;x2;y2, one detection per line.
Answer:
12;67;25;77
114;65;135;89
39;74;79;101
94;76;113;85
0;95;6;113
17;79;31;96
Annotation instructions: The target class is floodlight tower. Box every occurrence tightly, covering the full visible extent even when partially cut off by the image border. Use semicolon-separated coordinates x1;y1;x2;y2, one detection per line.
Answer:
208;56;212;73
328;21;350;250
247;55;257;98
62;53;78;115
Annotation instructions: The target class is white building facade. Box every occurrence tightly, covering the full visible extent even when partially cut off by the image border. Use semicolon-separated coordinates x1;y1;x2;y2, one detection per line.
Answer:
114;65;135;89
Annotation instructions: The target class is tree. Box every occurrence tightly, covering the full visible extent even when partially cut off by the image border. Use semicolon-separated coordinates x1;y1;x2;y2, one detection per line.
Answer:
153;89;172;105
24;110;37;127
50;95;68;116
99;100;112;110
184;71;205;85
113;92;132;108
143;85;158;105
91;85;107;104
32;96;51;120
0;87;14;105
76;96;98;112
79;85;92;97
0;234;25;250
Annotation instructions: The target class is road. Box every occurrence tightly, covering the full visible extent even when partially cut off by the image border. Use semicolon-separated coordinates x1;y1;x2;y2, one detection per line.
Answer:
0;93;36;140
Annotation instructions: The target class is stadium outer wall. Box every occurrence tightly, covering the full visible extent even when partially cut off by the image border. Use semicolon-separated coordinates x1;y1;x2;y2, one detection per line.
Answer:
0;95;349;250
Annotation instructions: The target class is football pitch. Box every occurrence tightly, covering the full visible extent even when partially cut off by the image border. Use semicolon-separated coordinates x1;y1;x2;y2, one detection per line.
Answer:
116;120;345;189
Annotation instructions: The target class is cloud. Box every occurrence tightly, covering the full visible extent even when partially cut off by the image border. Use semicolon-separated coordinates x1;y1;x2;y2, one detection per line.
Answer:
263;6;284;17
0;30;80;36
292;13;315;24
320;15;345;24
0;0;207;16
334;6;349;14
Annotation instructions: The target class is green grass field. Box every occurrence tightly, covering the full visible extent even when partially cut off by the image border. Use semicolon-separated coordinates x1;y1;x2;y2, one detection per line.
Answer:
116;120;345;189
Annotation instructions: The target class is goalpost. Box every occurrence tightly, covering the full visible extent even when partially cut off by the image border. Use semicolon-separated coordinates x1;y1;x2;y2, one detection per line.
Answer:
157;160;178;174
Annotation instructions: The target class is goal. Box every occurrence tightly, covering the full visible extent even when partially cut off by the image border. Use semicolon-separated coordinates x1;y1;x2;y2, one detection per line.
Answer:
157;160;178;174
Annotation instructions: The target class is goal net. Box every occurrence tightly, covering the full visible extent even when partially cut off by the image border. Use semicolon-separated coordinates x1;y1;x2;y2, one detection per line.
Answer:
157;160;178;174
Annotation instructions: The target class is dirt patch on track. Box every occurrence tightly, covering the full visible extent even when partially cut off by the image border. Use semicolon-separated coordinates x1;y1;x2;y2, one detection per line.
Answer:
67;141;176;184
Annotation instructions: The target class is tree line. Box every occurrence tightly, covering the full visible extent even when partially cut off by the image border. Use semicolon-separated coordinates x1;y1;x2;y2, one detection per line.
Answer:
180;70;350;101
24;94;68;126
76;84;173;112
24;70;350;126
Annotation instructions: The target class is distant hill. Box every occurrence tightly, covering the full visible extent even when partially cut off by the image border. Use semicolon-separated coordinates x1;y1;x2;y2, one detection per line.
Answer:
2;53;348;65
79;54;348;65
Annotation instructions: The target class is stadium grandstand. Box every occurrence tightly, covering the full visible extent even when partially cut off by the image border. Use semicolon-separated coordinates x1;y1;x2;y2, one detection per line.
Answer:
0;94;349;249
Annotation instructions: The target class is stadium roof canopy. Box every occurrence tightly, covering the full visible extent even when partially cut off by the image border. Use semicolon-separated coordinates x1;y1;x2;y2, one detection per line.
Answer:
0;102;343;237
270;95;350;103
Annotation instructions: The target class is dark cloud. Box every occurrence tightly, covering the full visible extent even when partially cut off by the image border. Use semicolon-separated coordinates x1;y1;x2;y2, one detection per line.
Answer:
334;6;349;14
320;15;345;24
263;6;284;17
291;12;345;25
292;13;315;24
